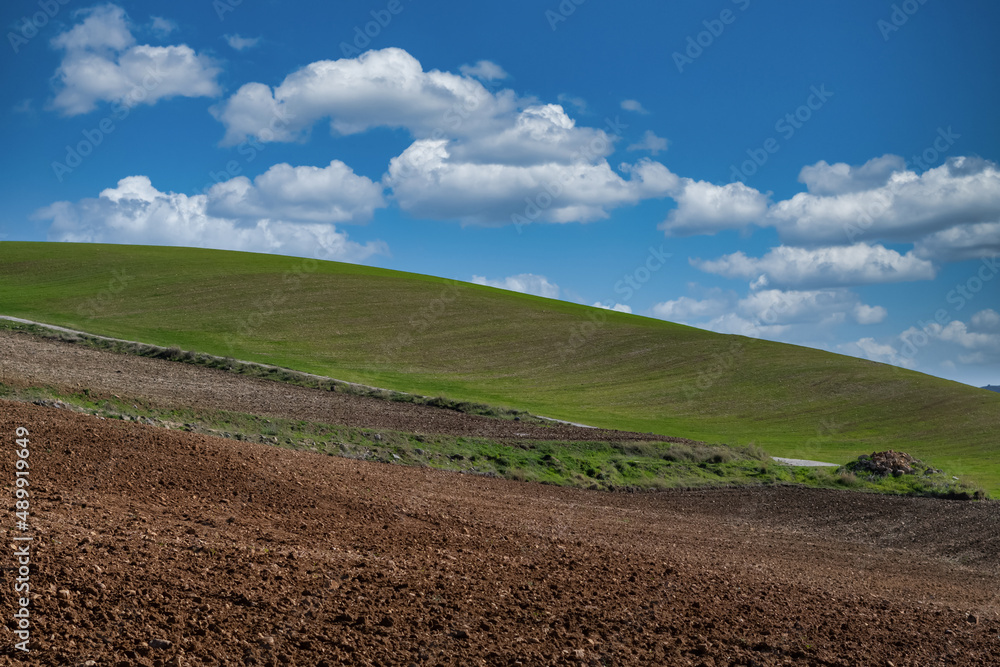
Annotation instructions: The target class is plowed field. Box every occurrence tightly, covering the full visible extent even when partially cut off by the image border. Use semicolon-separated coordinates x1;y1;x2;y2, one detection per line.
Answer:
1;331;999;665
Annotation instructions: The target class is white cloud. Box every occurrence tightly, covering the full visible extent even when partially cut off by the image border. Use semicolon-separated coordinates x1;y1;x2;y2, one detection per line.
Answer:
929;320;1000;352
212;47;516;146
853;303;887;325
34;175;386;262
659;154;999;272
445;103;614;167
592;302;632;313
650;296;729;321
459;60;508;81
913;221;1000;262
49;4;220;116
701;313;791;338
472;274;559;299
150;17;177;38
692;243;935;288
52;4;132;52
768;157;1000;245
205;160;386;224
386;141;676;224
211;48;686;226
839;337;915;368
798;154;906;196
620;99;649;114
737;289;859;326
659;179;770;236
627;130;668;155
844;313;1000;377
653;288;886;340
971;309;1000;333
225;34;260;51
557;94;587;114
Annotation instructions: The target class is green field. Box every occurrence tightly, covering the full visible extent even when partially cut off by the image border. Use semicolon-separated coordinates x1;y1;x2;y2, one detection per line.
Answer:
2;241;998;493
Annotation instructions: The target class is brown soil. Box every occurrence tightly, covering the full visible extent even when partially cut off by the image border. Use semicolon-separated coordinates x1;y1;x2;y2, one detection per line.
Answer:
1;401;999;666
2;329;1000;665
0;330;673;443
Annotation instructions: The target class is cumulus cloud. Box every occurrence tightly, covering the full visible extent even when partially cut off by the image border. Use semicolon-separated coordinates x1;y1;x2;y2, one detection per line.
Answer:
660;154;999;271
386;142;677;224
627;130;668;155
839;338;915;368
842;310;1000;376
205;160;385;224
971;309;1000;332
211;48;685;226
52;4;133;52
891;317;1000;368
798;154;906;196
149;17;177;38
471;274;559;299
853;303;888;325
446;103;614;166
34;175;386;262
913;221;1000;262
738;289;861;327
225;34;260;51
928;320;1000;352
592;302;632;313
692;243;935;288
768;157;1000;245
212;48;516;145
651;288;886;340
659;179;770;236
459;60;508;81
650;296;729;321
49;4;220;116
620;99;649;114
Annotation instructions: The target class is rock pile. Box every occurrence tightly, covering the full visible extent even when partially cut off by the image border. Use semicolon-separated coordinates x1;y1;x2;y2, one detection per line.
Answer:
846;450;940;478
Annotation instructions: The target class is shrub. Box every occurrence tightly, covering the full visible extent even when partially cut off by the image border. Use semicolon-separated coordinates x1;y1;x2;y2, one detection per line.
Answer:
662;444;695;462
836;471;858;487
707;448;736;464
738;443;772;462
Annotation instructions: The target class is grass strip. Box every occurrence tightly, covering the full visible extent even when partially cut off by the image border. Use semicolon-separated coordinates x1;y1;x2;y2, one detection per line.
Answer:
2;383;987;499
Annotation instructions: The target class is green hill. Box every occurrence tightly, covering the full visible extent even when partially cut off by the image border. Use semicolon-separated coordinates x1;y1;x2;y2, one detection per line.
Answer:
2;241;997;493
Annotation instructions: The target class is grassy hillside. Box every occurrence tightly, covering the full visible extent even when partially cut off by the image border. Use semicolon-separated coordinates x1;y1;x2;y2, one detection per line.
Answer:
2;241;998;492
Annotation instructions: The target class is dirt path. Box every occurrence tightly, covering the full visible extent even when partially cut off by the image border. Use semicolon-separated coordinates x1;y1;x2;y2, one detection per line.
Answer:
0;329;675;443
1;400;998;666
772;457;839;467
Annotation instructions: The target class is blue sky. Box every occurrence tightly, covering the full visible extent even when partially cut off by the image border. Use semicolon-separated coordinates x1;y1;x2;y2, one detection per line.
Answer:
2;0;999;386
